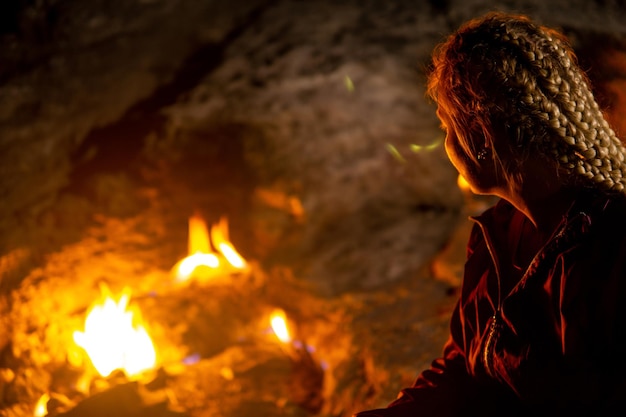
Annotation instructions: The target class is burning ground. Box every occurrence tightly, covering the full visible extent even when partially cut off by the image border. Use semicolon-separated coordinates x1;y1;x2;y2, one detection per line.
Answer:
0;182;456;417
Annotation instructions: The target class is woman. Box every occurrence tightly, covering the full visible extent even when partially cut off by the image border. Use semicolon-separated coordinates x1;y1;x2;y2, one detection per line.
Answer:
355;12;626;417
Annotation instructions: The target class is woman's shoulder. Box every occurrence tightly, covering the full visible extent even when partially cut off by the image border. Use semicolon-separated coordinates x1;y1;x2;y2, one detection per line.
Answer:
587;190;626;228
573;190;626;250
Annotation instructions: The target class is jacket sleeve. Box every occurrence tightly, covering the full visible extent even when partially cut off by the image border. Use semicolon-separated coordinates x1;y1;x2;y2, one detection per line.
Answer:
542;238;626;414
352;221;502;417
352;303;491;417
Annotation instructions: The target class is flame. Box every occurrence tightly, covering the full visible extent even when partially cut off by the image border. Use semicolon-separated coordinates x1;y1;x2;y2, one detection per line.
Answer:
178;253;219;276
189;214;211;253
270;309;292;344
73;285;157;378
34;393;49;417
210;217;245;268
173;214;247;281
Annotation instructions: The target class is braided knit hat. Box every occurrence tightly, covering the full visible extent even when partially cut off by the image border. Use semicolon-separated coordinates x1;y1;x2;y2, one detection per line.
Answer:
427;12;626;193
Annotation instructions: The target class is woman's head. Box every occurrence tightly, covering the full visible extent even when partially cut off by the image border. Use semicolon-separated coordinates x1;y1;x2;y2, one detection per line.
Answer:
428;12;626;193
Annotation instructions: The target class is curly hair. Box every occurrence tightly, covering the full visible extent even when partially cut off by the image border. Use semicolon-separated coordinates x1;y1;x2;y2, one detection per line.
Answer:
427;12;626;193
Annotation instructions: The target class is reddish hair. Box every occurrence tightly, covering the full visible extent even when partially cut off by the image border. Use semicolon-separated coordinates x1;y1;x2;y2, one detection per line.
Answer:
427;12;626;191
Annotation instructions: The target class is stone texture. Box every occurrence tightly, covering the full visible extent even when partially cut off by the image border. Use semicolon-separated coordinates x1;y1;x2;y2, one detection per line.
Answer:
1;1;626;416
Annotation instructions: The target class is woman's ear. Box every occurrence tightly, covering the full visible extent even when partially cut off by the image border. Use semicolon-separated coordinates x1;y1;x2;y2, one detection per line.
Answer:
483;115;516;155
480;124;494;151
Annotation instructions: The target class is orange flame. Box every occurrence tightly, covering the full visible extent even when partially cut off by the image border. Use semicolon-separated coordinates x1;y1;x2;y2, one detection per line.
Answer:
33;393;49;417
72;285;157;378
189;213;212;253
270;309;292;344
172;214;247;281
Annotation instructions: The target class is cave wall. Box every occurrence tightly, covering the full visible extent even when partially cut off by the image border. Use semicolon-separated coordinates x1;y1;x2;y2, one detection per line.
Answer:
1;0;626;295
1;1;626;415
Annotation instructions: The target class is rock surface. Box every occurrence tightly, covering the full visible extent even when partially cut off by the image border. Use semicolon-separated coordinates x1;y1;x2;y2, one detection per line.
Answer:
1;1;626;416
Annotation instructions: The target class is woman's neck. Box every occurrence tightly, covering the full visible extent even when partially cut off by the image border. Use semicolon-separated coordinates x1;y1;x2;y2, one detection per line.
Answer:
505;179;582;244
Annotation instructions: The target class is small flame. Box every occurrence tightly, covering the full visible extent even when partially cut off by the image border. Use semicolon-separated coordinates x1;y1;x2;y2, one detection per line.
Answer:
178;253;220;276
34;393;49;417
189;213;211;253
270;309;292;344
173;214;247;281
73;285;157;378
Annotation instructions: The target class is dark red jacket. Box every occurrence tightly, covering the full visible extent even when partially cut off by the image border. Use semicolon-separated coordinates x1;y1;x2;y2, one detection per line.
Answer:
354;191;626;417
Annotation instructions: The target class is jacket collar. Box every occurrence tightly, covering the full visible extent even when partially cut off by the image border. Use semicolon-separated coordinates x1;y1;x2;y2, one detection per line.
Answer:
467;189;616;305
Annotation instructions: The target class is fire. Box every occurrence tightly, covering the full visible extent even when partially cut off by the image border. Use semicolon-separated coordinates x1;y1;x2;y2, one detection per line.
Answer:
270;309;292;344
172;214;247;281
72;285;157;378
210;217;246;269
34;393;49;417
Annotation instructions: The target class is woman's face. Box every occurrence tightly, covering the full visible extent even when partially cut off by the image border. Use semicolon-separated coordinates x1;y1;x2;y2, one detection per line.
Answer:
437;106;500;195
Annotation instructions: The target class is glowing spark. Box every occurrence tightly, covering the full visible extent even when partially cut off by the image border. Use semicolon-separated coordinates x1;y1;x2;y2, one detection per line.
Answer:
386;143;406;163
410;139;442;153
344;75;355;92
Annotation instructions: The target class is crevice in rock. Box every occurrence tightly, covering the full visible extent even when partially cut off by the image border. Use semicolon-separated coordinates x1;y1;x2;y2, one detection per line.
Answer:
65;1;274;194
